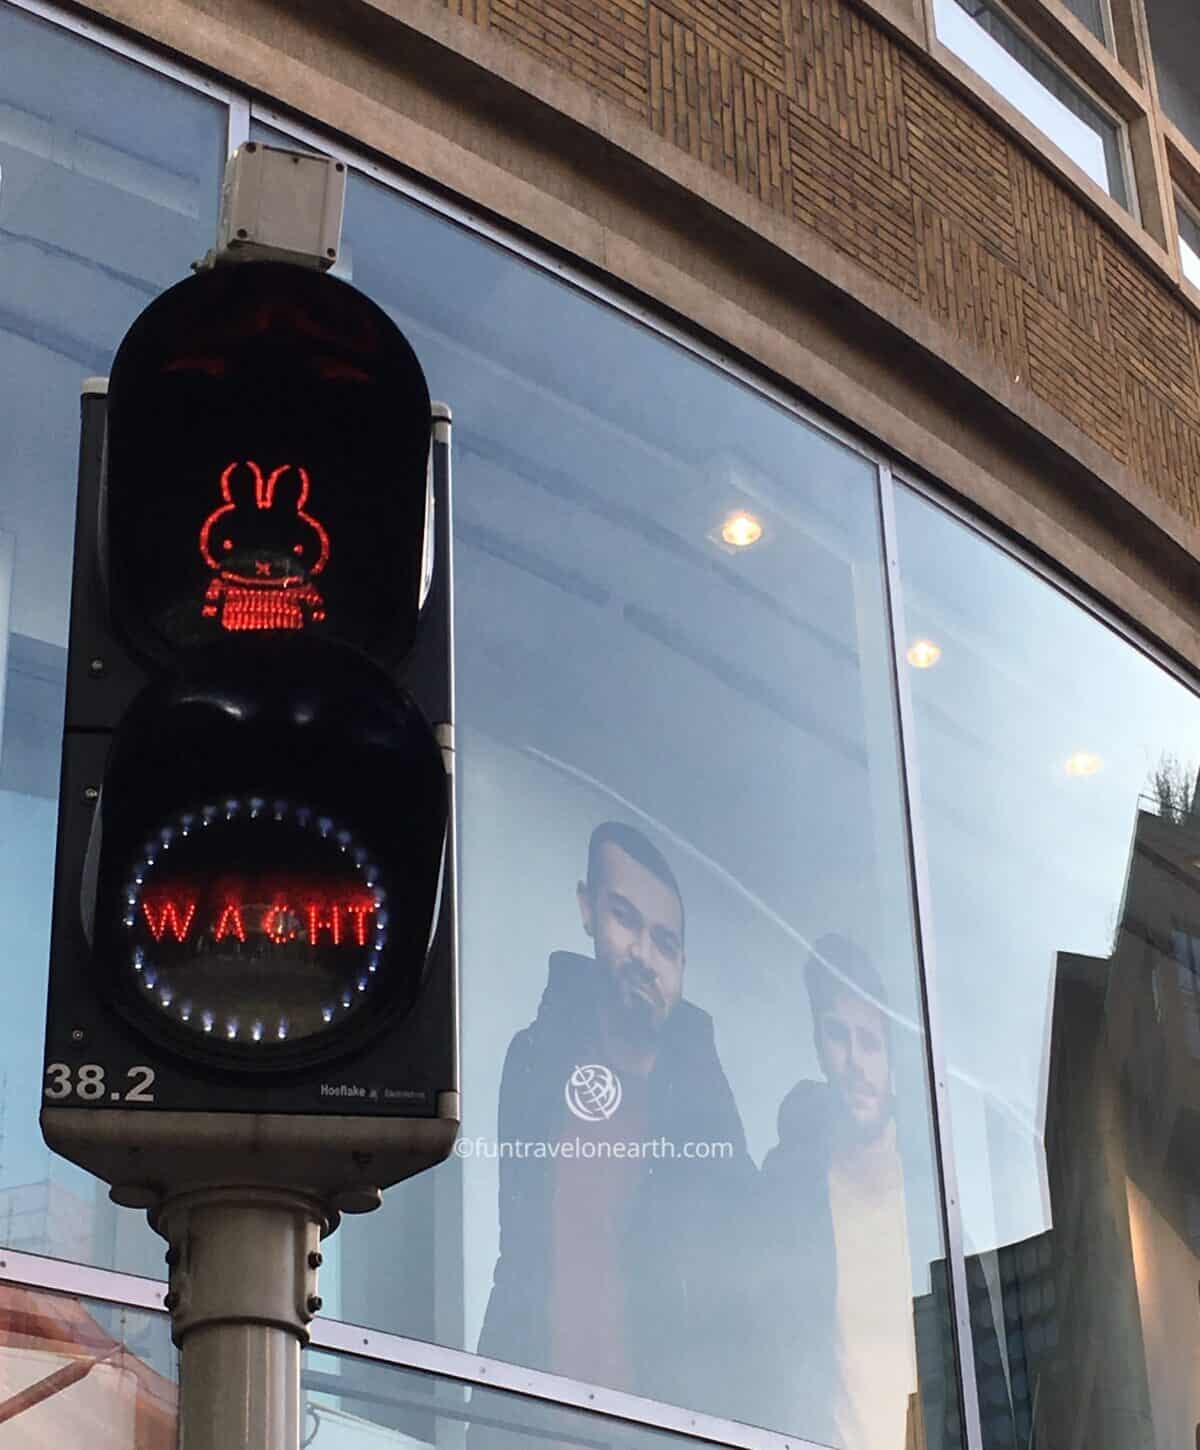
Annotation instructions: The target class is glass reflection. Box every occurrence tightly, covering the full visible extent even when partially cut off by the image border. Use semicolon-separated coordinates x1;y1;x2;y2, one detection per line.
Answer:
302;1347;725;1450
0;5;225;1279
1062;0;1107;44
0;1286;175;1445
750;936;934;1449
897;484;1200;1448
473;822;753;1413
1177;193;1200;292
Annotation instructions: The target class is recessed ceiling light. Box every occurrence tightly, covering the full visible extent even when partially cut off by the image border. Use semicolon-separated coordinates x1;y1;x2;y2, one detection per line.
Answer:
1065;752;1103;777
720;512;763;549
906;639;942;669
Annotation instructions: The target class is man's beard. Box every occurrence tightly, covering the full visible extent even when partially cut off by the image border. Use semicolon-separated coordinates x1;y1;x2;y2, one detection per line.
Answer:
603;966;664;1037
836;1089;894;1145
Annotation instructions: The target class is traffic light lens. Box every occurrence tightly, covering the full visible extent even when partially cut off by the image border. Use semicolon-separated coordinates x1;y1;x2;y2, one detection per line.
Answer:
119;797;393;1055
106;263;432;663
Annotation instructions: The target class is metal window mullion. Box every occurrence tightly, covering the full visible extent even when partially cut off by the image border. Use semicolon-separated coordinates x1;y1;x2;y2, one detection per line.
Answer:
0;1247;166;1310
875;461;984;1450
312;1318;828;1450
227;96;250;158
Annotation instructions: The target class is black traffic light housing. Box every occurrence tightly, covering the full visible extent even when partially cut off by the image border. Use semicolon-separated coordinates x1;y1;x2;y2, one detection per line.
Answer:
103;262;433;666
42;262;458;1205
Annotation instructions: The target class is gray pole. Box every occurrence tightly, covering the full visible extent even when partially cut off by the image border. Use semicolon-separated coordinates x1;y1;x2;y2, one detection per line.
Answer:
155;1187;330;1450
179;1323;299;1450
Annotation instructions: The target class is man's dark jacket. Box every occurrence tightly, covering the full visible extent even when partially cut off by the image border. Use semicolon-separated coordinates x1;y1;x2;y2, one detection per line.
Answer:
476;951;753;1412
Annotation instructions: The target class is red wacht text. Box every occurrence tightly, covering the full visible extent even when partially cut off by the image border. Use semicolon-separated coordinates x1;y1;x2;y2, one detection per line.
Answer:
140;891;377;947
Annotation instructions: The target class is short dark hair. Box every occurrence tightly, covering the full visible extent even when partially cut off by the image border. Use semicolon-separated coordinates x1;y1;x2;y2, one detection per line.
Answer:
804;934;890;1038
586;822;685;936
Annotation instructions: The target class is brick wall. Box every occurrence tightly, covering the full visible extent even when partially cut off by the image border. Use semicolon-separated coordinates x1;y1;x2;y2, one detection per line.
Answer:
435;0;1200;528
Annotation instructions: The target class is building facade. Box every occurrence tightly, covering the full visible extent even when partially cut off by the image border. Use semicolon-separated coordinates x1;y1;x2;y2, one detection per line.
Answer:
3;0;1200;1445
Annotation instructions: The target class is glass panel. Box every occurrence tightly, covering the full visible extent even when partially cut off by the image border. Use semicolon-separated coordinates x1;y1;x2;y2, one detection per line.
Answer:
1177;192;1200;290
1060;0;1106;45
250;122;960;1445
302;1348;734;1450
1146;0;1200;154
933;0;1128;207
0;1285;176;1445
0;4;225;1275
896;483;1200;1450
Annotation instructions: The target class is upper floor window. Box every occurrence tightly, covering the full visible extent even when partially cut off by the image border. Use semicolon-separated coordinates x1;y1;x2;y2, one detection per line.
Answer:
1061;0;1110;46
933;0;1130;209
1145;0;1200;155
1175;189;1200;290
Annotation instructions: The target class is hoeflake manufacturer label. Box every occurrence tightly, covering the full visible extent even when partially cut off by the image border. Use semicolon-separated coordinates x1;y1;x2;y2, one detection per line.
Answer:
318;1083;428;1103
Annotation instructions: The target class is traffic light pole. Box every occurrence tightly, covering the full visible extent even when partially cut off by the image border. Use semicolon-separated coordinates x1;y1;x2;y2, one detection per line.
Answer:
155;1188;329;1450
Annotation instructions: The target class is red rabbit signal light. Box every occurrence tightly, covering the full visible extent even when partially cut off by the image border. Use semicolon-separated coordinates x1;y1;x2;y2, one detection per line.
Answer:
199;460;331;633
101;260;433;663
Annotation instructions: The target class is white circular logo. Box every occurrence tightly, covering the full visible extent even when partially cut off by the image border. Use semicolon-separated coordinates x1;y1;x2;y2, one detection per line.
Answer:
565;1064;622;1122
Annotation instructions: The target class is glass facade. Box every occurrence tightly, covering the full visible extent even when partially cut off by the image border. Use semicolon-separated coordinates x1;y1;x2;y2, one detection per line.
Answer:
299;1347;799;1450
895;490;1200;1450
0;1286;176;1444
4;6;1200;1450
0;0;225;1280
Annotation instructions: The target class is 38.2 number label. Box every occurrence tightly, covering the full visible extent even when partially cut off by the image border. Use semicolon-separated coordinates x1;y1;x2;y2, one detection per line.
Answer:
44;1063;156;1103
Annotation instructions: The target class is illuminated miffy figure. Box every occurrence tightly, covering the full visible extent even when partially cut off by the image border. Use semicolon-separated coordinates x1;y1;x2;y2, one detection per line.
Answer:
199;461;330;632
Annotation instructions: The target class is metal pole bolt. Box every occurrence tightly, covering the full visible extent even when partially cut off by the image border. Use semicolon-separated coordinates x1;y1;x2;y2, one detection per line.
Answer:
154;1187;329;1450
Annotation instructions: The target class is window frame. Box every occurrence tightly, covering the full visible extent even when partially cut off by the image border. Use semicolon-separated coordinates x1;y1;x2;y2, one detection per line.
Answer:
1172;184;1200;291
1164;122;1200;297
931;0;1139;215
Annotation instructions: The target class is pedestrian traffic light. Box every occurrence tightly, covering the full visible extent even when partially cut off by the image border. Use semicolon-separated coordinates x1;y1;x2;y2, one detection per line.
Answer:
41;259;458;1210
